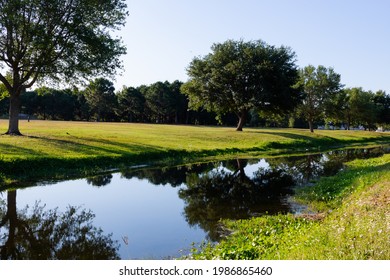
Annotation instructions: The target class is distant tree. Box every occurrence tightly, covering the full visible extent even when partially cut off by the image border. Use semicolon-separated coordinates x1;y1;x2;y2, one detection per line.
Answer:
33;87;78;120
0;0;127;135
323;89;350;129
73;87;91;121
181;39;301;131
373;90;390;128
20;90;39;118
345;88;378;130
169;80;188;124
117;86;145;122
84;78;117;122
294;65;343;132
144;81;178;123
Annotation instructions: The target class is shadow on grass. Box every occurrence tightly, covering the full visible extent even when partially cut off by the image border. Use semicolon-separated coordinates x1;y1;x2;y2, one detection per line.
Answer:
0;142;48;156
251;130;390;150
0;133;169;155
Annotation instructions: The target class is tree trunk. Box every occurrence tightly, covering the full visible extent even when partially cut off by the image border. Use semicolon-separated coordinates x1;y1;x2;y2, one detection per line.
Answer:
6;93;22;135
236;110;247;131
308;119;314;133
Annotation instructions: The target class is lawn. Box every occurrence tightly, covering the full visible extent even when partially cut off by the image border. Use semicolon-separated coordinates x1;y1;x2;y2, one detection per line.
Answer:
1;120;389;158
1;120;389;185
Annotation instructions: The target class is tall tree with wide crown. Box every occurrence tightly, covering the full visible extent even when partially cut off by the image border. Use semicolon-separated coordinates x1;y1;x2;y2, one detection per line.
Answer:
182;39;301;131
0;0;128;135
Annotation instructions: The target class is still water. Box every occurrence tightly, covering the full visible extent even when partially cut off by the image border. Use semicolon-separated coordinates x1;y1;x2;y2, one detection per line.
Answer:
0;146;388;259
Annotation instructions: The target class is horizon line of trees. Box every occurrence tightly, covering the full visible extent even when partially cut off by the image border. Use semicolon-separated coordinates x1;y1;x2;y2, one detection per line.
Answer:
0;79;227;126
0;77;389;130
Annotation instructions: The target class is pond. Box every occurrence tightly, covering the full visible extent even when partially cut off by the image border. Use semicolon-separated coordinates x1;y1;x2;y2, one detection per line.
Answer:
0;145;388;259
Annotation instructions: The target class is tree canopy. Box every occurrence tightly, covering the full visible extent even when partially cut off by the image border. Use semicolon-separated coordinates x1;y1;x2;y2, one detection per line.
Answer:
181;39;301;131
294;65;343;132
0;0;128;135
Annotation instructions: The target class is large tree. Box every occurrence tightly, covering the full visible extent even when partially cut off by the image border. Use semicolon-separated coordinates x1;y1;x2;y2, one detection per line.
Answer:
294;65;343;132
181;39;301;131
0;0;127;135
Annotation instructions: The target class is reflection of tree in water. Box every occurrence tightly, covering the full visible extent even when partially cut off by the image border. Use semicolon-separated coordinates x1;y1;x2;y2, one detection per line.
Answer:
86;174;113;187
119;147;387;189
118;146;388;241
177;147;387;241
325;147;385;163
121;163;216;187
265;147;386;185
179;159;295;241
265;154;327;185
0;190;119;260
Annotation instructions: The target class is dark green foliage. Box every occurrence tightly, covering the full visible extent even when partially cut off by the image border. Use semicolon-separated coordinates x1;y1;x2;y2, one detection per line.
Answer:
373;90;390;127
294;65;343;132
0;0;128;134
13;80;222;125
182;39;301;131
136;80;190;124
117;86;146;122
84;78;117;121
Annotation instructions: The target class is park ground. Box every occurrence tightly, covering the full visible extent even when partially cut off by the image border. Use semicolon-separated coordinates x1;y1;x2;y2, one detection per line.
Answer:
0;120;389;259
1;120;389;177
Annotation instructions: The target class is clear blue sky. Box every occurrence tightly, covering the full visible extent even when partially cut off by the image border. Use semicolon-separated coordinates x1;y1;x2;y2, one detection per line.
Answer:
114;0;390;93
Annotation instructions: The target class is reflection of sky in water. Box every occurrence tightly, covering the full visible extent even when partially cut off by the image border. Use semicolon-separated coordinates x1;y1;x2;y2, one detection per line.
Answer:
207;159;269;178
16;175;206;260
244;159;269;177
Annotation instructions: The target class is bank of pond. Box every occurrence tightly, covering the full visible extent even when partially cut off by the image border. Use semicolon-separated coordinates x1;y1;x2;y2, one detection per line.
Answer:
0;145;389;259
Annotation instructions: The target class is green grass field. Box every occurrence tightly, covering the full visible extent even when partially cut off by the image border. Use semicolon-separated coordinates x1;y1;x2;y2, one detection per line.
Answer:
1;120;389;185
1;119;389;158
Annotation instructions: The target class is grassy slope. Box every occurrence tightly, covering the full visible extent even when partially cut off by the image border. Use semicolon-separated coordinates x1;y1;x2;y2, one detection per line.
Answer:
0;120;389;184
190;154;390;260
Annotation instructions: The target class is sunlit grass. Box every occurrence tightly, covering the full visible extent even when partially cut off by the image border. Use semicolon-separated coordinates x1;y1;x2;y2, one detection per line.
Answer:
0;120;389;185
1;120;389;159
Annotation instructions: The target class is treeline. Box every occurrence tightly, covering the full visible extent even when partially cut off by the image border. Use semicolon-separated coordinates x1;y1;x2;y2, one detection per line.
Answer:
0;78;259;126
0;79;220;125
322;87;390;131
0;78;389;129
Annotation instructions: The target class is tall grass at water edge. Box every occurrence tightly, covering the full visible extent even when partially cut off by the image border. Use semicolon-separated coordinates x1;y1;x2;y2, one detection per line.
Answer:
189;154;390;260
